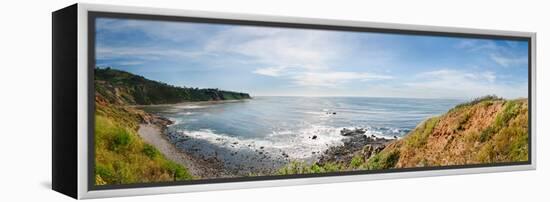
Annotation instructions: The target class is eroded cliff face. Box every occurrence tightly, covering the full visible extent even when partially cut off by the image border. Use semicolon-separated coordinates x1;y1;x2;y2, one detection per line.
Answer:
371;98;528;169
277;97;529;174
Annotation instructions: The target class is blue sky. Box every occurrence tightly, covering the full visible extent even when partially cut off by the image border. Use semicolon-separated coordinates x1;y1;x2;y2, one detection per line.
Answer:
96;18;529;99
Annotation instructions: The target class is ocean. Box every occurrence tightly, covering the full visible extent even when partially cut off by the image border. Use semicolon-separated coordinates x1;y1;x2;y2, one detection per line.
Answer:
139;96;463;174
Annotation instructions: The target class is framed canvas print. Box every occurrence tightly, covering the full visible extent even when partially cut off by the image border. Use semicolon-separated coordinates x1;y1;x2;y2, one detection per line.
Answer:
52;3;536;199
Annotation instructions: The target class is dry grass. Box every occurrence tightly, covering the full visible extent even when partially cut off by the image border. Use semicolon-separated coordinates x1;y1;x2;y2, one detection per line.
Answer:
94;102;193;185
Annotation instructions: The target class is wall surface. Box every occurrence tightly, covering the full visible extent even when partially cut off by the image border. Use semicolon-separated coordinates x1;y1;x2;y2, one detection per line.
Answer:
0;0;547;201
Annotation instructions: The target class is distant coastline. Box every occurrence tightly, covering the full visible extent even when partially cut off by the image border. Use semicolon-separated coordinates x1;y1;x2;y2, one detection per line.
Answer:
131;98;251;108
95;67;251;105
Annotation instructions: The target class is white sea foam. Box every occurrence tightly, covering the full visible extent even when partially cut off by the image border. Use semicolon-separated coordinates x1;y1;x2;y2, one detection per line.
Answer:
178;129;275;153
173;105;208;109
172;123;403;162
177;125;350;159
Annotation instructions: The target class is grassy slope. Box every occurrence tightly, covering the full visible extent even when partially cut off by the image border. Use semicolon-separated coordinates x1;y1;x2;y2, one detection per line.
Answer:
367;97;528;169
95;67;251;105
278;96;529;174
94;98;193;185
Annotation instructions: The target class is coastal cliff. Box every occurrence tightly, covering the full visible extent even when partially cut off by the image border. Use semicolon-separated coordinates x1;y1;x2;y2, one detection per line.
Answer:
367;96;528;169
278;96;529;174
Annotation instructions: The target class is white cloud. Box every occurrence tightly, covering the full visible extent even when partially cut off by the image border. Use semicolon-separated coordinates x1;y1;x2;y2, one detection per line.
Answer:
96;46;209;61
205;27;348;71
205;27;393;87
97;21;395;89
252;66;286;77
456;39;528;68
404;69;526;99
291;71;392;87
115;60;145;66
481;71;497;83
490;53;527;67
456;39;499;52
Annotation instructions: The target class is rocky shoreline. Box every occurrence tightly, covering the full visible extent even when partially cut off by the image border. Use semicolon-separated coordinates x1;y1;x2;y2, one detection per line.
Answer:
318;128;395;166
137;112;234;179
140;107;397;177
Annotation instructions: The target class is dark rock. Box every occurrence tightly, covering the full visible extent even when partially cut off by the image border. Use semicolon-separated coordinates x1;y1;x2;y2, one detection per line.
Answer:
374;145;385;153
340;128;366;136
312;135;318;140
318;132;393;166
361;145;376;161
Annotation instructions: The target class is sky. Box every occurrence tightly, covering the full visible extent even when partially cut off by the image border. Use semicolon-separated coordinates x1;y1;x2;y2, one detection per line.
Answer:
95;17;529;99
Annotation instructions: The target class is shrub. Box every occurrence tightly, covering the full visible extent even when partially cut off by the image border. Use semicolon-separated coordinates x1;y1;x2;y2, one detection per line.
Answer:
164;161;193;181
495;101;520;129
350;155;365;169
453;95;502;110
455;111;471;131
366;150;400;170
478;101;520;143
142;144;159;159
479;126;495;142
110;128;133;152
277;161;344;175
95;164;114;183
405;117;439;148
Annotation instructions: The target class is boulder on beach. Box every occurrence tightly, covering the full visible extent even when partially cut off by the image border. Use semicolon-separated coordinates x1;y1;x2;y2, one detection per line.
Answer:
281;152;289;158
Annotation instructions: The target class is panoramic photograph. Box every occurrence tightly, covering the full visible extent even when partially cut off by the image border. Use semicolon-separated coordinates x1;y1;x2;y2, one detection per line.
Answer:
93;17;529;186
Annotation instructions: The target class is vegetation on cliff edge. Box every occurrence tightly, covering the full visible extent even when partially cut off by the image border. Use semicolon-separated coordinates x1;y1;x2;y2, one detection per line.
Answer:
277;96;529;174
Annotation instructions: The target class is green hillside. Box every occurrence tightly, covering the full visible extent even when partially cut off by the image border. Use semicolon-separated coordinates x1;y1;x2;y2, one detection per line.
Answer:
95;67;251;105
94;98;193;185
